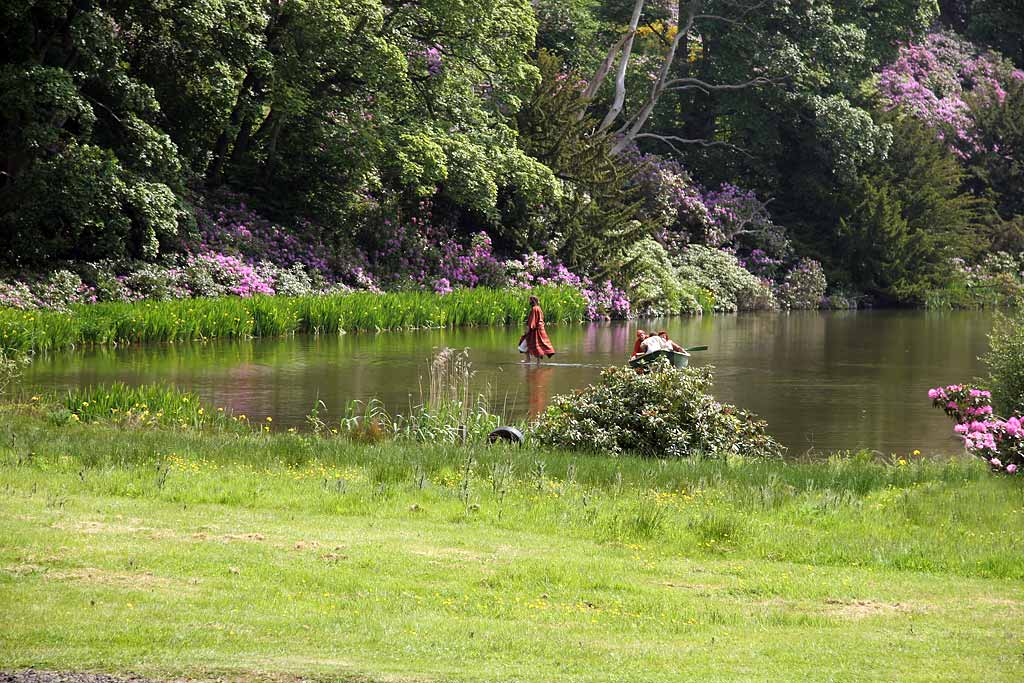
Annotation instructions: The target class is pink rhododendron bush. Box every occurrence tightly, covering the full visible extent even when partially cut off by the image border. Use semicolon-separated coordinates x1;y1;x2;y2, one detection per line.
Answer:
930;384;1022;475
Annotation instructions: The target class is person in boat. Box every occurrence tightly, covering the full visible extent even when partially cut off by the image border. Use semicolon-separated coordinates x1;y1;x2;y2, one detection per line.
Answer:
639;331;671;355
631;329;648;359
658;330;689;355
520;295;556;364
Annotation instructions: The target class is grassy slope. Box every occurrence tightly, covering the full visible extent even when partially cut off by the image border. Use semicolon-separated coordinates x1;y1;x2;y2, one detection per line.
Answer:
1;410;1022;682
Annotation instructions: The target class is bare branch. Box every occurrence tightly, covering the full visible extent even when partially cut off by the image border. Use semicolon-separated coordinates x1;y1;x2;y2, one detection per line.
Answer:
664;76;773;92
611;1;699;155
580;32;630;105
694;14;741;25
596;0;646;134
633;133;751;157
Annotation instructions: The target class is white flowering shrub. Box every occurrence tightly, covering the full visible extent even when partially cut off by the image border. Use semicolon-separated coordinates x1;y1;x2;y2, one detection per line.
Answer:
531;362;784;459
675;245;776;313
775;259;827;310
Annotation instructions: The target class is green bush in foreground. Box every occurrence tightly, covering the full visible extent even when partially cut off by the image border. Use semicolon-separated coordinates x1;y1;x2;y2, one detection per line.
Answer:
983;306;1024;417
532;362;784;459
0;285;586;352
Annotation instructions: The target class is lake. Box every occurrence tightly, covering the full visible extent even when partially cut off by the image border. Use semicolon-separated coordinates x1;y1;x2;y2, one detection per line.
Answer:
25;309;993;456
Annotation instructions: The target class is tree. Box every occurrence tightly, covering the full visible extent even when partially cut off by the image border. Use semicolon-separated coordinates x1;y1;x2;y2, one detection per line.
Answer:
0;1;186;264
837;116;987;299
514;51;647;274
967;78;1024;251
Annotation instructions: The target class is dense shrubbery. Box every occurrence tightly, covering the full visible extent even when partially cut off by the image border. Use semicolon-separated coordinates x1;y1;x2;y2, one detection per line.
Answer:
532;362;784;459
982;308;1024;417
674;246;777;313
925;252;1024;309
929;305;1024;475
1;3;1020;315
775;259;828;311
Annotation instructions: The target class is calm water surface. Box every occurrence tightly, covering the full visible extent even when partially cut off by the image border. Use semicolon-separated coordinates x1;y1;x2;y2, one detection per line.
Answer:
26;310;993;455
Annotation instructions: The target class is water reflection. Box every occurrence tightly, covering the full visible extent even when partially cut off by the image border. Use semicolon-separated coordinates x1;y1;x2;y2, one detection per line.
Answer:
24;310;993;456
525;366;556;417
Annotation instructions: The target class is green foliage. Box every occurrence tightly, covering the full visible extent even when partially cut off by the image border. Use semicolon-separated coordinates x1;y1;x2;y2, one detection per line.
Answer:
532;362;784;459
0;4;186;265
532;0;602;65
982;307;1024;417
968;79;1024;252
0;348;30;397
612;237;689;315
836;116;986;299
514;51;647;276
0;286;585;353
59;383;237;431
963;0;1024;67
674;245;774;313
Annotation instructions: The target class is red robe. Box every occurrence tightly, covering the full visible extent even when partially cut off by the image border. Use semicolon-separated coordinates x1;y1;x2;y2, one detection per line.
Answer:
523;305;555;357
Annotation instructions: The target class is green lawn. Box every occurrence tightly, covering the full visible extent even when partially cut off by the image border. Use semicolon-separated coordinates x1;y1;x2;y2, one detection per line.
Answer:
1;409;1022;682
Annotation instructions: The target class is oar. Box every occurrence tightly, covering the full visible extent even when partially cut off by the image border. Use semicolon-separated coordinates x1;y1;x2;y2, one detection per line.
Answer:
684;345;708;352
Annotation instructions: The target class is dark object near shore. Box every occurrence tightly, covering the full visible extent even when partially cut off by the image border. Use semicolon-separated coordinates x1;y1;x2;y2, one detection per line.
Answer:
488;426;524;445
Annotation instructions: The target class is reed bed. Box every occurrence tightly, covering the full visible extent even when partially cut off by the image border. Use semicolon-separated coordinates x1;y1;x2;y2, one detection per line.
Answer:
0;285;586;352
59;383;241;431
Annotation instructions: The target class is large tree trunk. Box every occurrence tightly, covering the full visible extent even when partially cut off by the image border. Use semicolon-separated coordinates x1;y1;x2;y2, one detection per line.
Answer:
207;68;259;183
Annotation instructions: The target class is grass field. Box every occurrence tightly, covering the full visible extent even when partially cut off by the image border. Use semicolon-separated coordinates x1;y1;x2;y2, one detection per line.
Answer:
0;285;585;353
1;408;1022;682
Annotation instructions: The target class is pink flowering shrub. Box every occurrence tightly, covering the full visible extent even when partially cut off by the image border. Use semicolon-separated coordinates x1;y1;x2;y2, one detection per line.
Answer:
503;252;630;320
0;281;38;310
775;259;827;310
929;384;1022;475
193;198;330;276
366;202;503;291
190;253;275;298
879;31;1024;157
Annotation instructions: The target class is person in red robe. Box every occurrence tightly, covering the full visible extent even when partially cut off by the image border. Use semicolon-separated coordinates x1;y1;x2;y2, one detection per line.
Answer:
520;295;555;364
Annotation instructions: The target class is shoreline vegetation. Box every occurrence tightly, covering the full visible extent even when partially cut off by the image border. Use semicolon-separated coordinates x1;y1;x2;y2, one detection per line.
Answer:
0;286;586;353
1;279;1016;357
1;406;1022;681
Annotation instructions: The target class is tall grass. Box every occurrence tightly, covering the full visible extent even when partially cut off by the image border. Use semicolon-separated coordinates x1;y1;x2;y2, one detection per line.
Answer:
341;348;504;444
58;383;241;431
0;285;586;353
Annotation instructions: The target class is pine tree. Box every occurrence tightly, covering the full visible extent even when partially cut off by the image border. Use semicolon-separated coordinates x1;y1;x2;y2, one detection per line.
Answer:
515;51;649;277
838;115;987;300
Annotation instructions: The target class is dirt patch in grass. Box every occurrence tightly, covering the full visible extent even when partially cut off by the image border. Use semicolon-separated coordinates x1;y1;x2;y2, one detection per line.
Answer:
1;671;152;683
823;598;918;619
51;568;189;590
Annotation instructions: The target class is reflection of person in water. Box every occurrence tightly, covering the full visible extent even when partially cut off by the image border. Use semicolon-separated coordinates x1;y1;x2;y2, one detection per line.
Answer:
526;366;555;417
